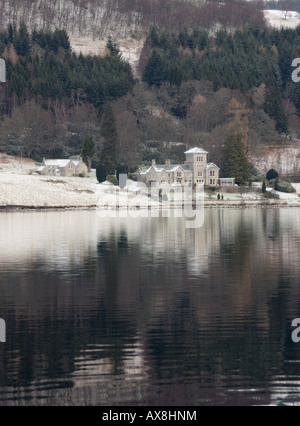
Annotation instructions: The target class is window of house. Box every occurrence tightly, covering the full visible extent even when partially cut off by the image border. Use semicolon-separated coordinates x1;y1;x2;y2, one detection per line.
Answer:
198;171;202;177
177;172;181;177
210;179;213;185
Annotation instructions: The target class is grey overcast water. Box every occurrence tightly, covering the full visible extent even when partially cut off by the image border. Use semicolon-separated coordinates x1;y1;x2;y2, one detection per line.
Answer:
0;208;300;406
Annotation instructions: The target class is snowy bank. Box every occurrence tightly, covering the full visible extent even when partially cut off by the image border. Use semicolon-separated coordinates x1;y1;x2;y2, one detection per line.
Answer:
264;10;300;29
0;155;299;210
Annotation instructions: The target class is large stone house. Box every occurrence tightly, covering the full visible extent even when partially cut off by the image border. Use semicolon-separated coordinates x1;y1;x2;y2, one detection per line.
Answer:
36;157;88;177
138;147;220;187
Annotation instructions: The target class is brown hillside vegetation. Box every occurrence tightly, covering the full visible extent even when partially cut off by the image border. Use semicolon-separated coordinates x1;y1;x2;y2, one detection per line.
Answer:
0;0;266;39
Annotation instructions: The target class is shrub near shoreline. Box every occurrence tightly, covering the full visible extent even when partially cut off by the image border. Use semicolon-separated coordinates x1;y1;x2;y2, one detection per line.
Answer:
274;178;296;193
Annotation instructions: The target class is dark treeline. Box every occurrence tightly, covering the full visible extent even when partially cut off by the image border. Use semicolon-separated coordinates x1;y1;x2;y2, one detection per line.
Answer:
0;24;134;114
142;26;300;94
266;0;300;13
141;26;300;132
0;23;300;176
0;24;135;161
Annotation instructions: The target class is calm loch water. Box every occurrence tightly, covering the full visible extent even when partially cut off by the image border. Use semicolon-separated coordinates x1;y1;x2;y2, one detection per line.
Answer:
0;208;300;406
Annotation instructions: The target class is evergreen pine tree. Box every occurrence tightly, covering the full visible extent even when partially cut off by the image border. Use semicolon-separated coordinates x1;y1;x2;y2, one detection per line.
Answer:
263;73;288;133
100;103;118;175
142;50;166;87
224;131;250;185
81;136;95;172
149;27;159;47
7;23;14;43
266;169;279;180
106;36;121;58
96;163;107;183
15;23;30;56
169;65;183;86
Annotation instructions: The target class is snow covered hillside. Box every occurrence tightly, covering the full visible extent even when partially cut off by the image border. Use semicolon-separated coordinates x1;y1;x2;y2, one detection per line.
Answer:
264;10;300;28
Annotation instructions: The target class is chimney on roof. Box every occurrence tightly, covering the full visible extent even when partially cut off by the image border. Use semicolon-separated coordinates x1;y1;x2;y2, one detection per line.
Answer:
166;159;171;167
43;157;46;164
152;159;156;166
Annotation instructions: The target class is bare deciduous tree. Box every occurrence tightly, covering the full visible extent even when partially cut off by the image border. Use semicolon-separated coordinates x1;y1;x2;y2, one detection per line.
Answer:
0;100;55;157
279;0;293;20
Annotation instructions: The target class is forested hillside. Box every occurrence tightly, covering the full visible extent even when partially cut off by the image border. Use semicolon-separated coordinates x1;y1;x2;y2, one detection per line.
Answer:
0;25;134;159
0;0;266;38
0;2;299;180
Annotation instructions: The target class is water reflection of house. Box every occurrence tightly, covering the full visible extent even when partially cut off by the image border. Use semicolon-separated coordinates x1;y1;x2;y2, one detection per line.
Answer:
36;157;87;177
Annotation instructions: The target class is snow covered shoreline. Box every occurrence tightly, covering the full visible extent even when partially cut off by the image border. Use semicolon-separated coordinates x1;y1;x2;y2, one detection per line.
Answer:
0;172;298;212
1;200;299;213
0;154;299;212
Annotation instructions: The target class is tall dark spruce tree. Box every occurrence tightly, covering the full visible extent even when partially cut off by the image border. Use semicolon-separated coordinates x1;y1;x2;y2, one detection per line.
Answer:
263;73;288;134
81;136;95;172
14;22;30;55
142;50;166;87
224;131;250;184
100;103;118;175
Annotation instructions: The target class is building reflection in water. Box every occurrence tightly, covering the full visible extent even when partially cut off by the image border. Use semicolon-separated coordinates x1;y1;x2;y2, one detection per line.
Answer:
0;208;300;405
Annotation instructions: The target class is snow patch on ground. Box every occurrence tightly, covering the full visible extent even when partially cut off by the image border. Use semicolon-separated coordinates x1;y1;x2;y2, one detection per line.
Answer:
292;183;300;194
0;172;98;208
264;10;300;28
0;155;299;209
0;154;159;208
248;144;300;178
69;36;144;75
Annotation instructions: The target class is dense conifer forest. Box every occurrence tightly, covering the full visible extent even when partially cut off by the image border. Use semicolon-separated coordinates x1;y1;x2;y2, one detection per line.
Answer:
0;21;299;180
0;25;134;113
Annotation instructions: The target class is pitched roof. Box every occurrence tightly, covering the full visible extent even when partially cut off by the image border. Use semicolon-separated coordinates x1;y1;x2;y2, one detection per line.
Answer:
184;147;208;155
140;164;192;174
206;162;220;170
171;164;192;172
43;159;71;167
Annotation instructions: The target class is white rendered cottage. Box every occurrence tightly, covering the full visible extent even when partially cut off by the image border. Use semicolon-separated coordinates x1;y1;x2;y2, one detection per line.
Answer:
36;157;87;177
